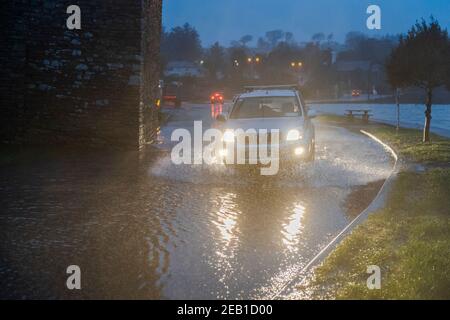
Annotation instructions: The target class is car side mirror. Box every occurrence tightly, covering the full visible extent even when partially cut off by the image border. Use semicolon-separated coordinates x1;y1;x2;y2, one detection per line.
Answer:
216;114;227;122
308;110;317;119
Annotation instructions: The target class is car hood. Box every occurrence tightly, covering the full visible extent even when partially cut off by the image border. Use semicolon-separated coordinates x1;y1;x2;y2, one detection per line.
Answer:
223;117;304;134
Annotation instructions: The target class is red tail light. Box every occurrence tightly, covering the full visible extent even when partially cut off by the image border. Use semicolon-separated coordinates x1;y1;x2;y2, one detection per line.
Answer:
211;93;224;101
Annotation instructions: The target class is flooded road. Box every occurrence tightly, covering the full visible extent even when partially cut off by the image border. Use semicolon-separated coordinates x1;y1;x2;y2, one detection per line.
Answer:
0;103;393;299
311;103;450;138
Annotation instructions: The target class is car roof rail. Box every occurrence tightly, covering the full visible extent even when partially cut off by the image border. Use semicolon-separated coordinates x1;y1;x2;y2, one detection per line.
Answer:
244;84;299;92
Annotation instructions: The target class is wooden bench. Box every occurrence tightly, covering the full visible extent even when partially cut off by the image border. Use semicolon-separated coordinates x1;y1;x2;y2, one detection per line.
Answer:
345;109;373;123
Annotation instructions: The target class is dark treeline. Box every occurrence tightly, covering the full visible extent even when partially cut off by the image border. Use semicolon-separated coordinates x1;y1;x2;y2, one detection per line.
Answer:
160;24;400;99
159;23;400;99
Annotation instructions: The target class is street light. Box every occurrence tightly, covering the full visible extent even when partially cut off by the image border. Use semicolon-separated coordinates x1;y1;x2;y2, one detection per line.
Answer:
247;56;262;64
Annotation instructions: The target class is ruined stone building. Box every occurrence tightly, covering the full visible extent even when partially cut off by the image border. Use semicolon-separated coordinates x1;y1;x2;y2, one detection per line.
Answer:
1;0;163;150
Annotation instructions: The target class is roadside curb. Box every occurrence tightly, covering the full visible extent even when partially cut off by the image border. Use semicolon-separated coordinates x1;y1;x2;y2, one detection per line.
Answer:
270;129;400;300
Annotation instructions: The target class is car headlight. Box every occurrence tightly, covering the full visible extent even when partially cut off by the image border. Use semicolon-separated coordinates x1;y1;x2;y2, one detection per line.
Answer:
223;130;235;143
286;129;302;141
295;147;305;155
218;149;228;157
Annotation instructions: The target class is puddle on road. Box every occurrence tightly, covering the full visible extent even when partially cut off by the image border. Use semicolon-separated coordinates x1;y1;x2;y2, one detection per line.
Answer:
0;123;394;299
144;125;393;299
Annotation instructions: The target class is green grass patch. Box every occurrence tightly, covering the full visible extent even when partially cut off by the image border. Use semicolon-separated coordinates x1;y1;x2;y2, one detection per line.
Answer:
308;169;450;299
306;117;450;299
317;114;450;163
366;126;450;164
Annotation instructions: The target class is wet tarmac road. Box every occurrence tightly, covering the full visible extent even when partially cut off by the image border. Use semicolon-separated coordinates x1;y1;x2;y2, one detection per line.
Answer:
0;103;393;299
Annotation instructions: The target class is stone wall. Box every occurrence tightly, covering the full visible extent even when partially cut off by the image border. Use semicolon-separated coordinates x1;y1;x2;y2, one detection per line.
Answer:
0;0;163;150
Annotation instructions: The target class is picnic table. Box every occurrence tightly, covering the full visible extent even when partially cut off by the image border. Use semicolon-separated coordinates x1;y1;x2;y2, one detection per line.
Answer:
345;109;373;123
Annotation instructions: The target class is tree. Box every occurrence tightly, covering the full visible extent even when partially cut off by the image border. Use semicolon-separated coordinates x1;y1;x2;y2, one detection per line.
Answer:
265;30;285;48
227;46;247;85
386;18;450;142
257;37;271;52
327;33;334;42
160;23;202;62
312;32;325;44
285;32;294;44
263;42;302;83
240;35;253;47
204;42;225;80
341;31;397;63
345;31;367;49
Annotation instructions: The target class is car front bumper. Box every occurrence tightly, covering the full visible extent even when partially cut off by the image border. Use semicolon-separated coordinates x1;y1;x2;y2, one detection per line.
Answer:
221;141;309;164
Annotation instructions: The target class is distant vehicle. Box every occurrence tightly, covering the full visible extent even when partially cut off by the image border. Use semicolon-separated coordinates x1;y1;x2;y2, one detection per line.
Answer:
216;85;316;165
163;81;183;107
210;92;224;104
351;89;361;97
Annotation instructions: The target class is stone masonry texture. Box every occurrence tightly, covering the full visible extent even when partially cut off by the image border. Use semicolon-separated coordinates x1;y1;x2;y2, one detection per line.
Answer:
0;0;163;150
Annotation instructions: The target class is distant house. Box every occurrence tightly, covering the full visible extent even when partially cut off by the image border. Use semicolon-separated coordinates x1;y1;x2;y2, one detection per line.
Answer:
164;61;204;78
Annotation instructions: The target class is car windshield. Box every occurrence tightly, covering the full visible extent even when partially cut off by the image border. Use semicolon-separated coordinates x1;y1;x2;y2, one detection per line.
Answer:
230;96;302;119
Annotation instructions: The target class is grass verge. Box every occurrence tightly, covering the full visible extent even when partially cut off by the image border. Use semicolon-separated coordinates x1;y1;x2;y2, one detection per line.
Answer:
304;116;450;299
317;114;450;163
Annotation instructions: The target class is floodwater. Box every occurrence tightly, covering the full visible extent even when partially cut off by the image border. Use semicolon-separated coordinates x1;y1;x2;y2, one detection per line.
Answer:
311;103;450;138
0;103;393;299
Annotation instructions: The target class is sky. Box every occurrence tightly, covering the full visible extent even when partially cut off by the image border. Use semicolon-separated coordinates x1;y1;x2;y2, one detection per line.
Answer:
162;0;450;46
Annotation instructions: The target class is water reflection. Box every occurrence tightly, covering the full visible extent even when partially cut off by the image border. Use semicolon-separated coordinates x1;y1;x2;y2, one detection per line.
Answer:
0;150;167;299
211;103;223;119
213;193;240;250
181;179;314;299
207;192;241;297
282;203;306;253
0;103;394;299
